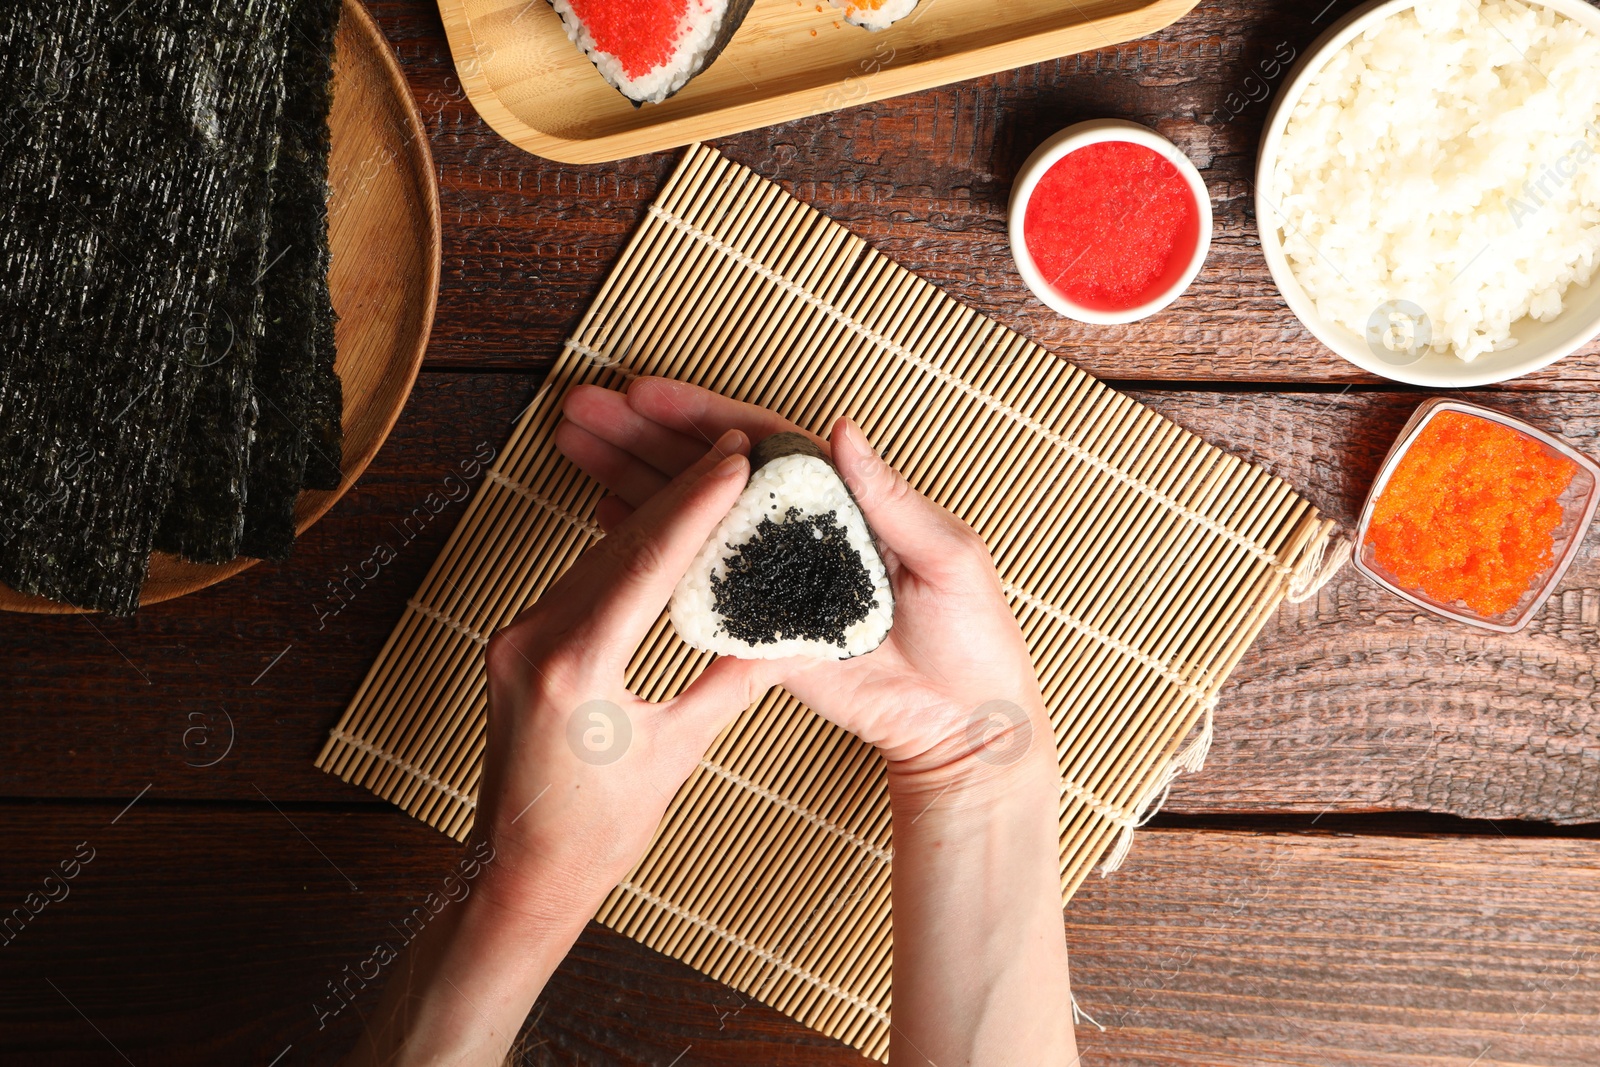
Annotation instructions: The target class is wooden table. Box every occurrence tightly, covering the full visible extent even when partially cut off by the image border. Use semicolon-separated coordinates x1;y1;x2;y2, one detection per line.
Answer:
4;2;1599;1064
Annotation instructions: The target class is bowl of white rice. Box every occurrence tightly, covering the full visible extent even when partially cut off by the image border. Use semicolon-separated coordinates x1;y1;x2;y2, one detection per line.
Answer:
1258;0;1600;386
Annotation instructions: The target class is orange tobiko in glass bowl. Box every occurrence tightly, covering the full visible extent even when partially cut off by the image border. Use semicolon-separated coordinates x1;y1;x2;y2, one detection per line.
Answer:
1354;398;1600;632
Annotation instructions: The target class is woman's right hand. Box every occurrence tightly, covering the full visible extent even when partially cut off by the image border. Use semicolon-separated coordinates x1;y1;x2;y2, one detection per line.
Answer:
559;378;1077;1067
556;378;1058;797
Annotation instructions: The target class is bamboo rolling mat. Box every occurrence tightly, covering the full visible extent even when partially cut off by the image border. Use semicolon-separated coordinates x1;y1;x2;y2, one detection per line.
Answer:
316;143;1344;1061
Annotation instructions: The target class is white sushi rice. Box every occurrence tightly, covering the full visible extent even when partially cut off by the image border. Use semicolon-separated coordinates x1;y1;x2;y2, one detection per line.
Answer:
549;0;731;104
670;453;893;660
1272;0;1600;362
830;0;920;30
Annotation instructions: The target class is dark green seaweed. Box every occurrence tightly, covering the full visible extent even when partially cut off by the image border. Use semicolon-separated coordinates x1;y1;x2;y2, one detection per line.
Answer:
154;16;289;564
241;0;342;559
296;0;344;494
0;0;294;613
750;432;829;471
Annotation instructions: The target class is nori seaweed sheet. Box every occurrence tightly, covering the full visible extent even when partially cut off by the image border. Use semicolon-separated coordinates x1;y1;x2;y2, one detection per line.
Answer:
241;0;342;560
0;0;294;613
293;0;343;494
154;16;289;564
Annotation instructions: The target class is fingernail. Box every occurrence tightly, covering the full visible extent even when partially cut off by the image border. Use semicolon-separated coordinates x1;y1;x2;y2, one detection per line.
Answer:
836;418;877;471
713;428;747;456
713;451;747;479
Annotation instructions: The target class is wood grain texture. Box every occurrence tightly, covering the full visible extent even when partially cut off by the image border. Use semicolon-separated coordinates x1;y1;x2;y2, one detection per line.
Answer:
1133;389;1600;825
5;2;1600;1063
370;0;1600;386
0;0;441;613
1065;827;1600;1067
0;374;533;805
4;379;1598;829
0;804;853;1067
2;807;1595;1066
436;0;1197;163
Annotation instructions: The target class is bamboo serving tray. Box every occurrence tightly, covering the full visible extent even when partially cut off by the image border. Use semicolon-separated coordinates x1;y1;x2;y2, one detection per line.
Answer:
437;0;1199;164
0;0;441;614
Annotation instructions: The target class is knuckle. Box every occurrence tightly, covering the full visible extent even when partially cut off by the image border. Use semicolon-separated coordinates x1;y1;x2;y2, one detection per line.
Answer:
486;627;584;713
869;467;915;513
485;614;554;682
612;526;668;587
957;525;993;561
632;541;670;586
941;520;996;575
925;497;982;549
535;649;586;697
484;628;527;684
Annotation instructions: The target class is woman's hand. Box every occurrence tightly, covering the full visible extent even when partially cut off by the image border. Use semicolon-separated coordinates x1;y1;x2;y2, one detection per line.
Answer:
346;430;788;1067
474;427;787;908
559;378;1076;1067
557;377;1056;798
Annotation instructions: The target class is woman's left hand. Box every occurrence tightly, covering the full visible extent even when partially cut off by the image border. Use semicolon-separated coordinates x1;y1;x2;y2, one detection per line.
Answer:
473;427;787;912
348;429;790;1067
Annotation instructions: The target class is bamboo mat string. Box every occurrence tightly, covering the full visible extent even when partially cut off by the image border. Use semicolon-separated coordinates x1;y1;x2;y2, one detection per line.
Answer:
1287;534;1352;603
315;143;1342;1063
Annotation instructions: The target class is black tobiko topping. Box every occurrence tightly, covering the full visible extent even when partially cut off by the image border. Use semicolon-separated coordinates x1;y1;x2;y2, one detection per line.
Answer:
711;508;875;648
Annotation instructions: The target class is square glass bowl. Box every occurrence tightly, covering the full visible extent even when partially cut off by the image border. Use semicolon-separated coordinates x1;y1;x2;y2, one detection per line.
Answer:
1353;398;1600;633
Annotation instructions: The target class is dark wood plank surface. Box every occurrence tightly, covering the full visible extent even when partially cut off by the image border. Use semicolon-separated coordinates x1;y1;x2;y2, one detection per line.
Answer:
3;809;1596;1066
0;805;860;1067
1067;825;1600;1067
1137;389;1600;825
376;0;1600;387
7;382;1597;824
4;0;1599;1063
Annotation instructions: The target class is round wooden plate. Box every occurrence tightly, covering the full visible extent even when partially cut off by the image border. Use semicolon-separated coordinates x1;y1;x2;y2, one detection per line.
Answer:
0;0;441;614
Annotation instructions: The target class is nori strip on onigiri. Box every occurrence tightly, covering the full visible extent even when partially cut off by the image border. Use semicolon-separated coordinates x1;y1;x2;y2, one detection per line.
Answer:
549;0;757;106
670;432;894;660
241;0;342;560
0;0;294;613
155;16;290;564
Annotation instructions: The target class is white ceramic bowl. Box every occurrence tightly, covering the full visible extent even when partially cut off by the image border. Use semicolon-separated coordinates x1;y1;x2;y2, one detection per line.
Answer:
1257;0;1600;388
1008;119;1213;325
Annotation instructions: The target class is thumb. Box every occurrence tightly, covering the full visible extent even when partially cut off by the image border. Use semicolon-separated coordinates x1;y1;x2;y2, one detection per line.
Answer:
830;417;983;582
663;655;790;754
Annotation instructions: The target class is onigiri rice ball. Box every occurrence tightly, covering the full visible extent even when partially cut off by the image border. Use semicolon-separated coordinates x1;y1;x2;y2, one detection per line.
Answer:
670;433;894;660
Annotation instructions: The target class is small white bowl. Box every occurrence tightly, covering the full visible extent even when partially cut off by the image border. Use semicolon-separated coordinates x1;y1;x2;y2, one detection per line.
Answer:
1257;0;1600;388
1008;119;1213;325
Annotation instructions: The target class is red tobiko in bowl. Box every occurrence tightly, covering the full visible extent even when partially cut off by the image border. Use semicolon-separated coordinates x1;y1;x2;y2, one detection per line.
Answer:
1008;119;1212;325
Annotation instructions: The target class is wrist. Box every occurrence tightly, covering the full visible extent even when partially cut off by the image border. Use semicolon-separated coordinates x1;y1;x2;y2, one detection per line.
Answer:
883;698;1057;817
468;829;619;930
345;843;600;1067
888;749;1058;826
